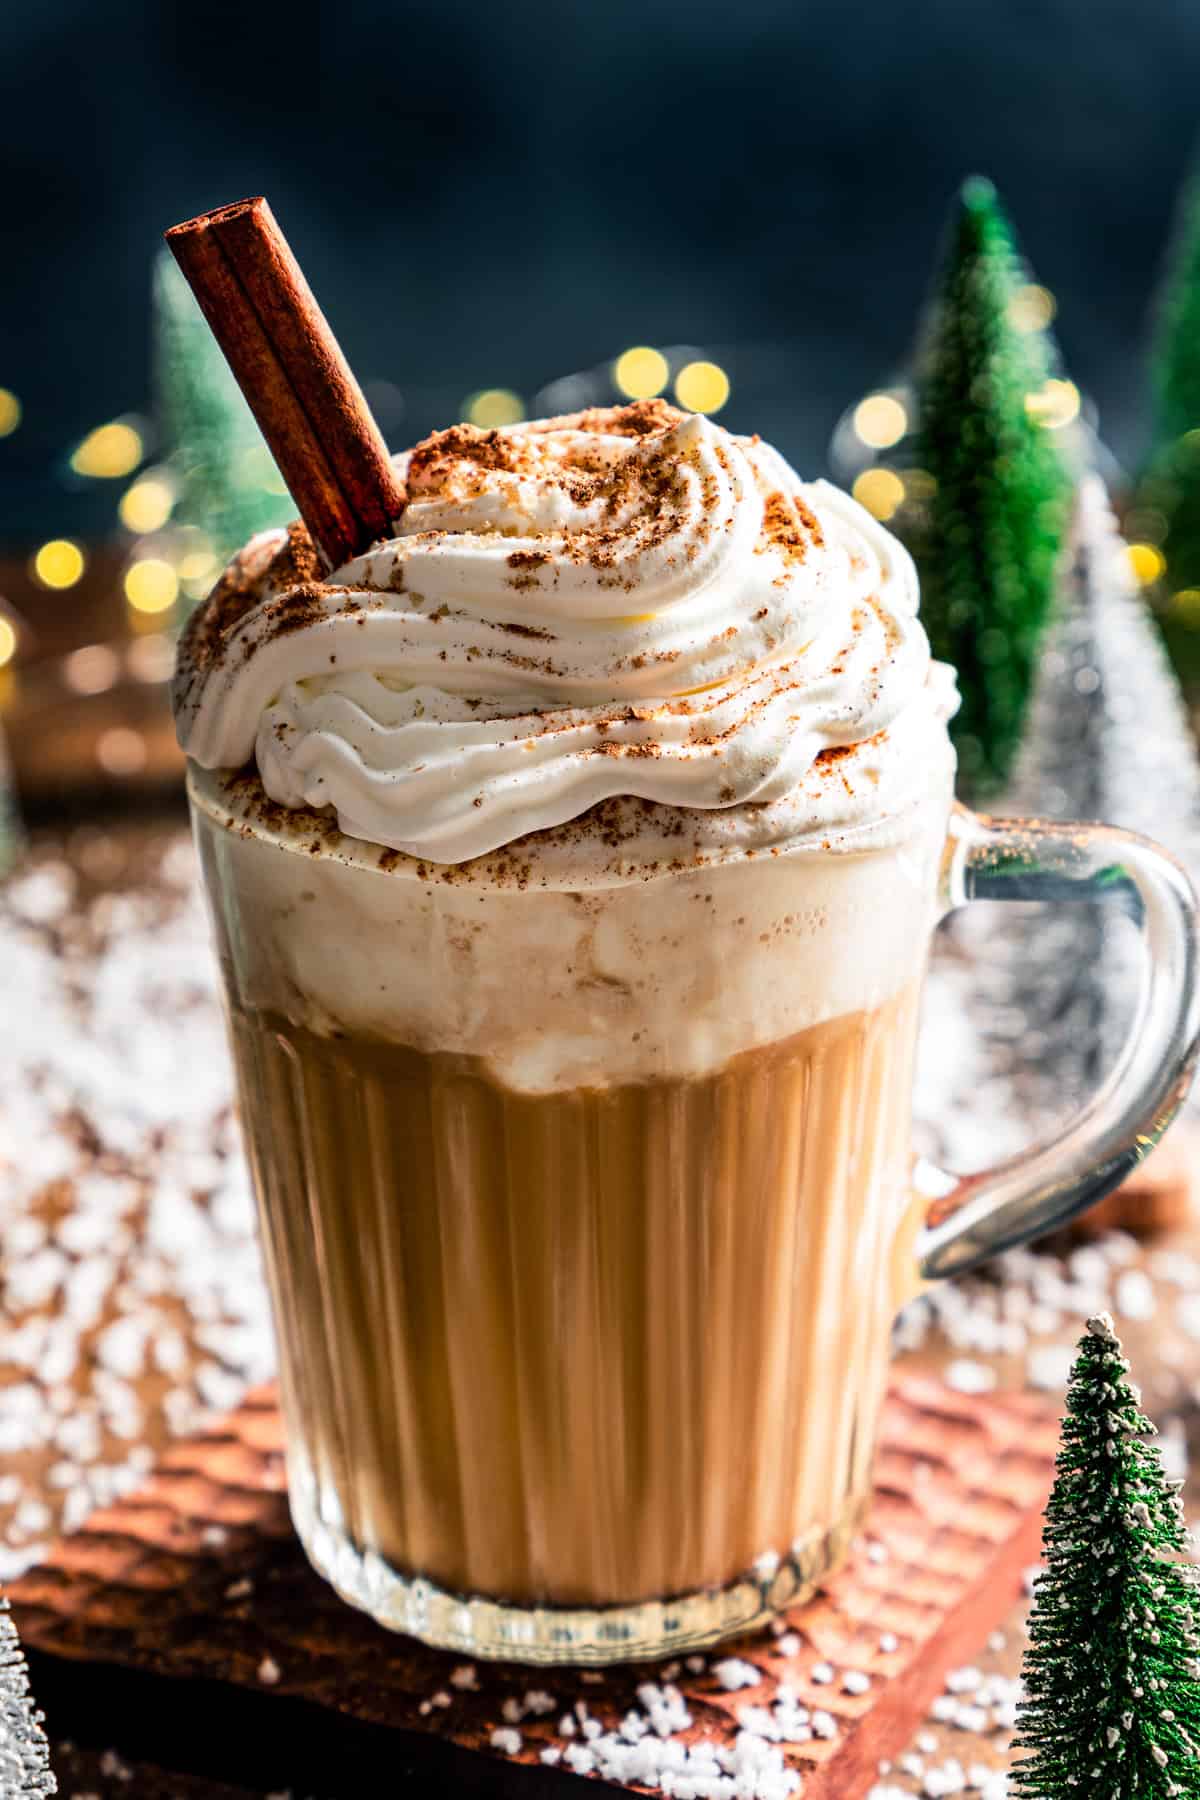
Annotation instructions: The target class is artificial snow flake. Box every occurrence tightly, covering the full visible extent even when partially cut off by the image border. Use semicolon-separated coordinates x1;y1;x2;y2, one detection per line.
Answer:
713;1658;761;1692
985;475;1200;1142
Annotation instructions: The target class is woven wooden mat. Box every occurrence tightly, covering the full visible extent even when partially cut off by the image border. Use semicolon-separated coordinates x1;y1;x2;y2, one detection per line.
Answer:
11;1373;1057;1797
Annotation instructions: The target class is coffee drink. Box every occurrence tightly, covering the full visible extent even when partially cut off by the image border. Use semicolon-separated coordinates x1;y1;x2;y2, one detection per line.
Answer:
227;986;921;1606
178;400;957;1655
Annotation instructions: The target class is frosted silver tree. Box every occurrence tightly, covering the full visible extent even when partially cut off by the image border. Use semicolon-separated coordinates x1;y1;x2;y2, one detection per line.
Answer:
0;1599;56;1797
979;472;1200;1133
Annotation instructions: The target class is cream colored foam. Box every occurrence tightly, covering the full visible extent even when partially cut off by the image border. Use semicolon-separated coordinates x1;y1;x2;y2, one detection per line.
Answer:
191;764;951;1092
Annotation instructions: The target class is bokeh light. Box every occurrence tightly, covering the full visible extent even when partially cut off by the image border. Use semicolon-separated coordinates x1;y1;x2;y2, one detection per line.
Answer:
1008;285;1057;333
851;467;906;521
177;547;220;584
1170;588;1200;627
96;728;148;776
465;389;525;428
1127;543;1167;587
70;421;144;479
119;475;175;535
853;393;908;449
63;644;120;695
1124;507;1167;546
126;633;175;684
0;619;17;668
614;347;669;401
1025;378;1080;430
0;389;21;438
674;361;730;414
124;558;179;613
32;539;86;589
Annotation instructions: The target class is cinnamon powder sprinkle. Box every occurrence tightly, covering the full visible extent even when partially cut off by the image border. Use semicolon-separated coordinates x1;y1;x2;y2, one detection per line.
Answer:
761;490;822;565
175;402;732;711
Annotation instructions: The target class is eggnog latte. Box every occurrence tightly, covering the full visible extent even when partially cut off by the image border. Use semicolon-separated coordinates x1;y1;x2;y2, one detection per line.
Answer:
178;400;957;1656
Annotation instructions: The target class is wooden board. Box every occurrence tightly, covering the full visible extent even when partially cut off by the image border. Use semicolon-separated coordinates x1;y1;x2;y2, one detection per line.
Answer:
11;1374;1058;1798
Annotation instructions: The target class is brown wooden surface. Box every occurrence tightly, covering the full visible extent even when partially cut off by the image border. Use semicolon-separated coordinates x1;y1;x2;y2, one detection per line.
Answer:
11;1374;1057;1796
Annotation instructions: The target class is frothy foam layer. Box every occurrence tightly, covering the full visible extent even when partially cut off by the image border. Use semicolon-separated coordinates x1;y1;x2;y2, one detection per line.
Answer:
191;763;950;1089
175;402;955;867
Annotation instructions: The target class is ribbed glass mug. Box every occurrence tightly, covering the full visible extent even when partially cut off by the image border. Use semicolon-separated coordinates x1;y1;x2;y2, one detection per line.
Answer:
189;762;1200;1664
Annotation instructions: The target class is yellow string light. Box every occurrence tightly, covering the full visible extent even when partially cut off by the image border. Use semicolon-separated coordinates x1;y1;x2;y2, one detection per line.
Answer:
70;421;144;479
32;540;86;589
614;347;669;400
0;619;16;668
851;468;906;521
0;390;21;438
1008;285;1057;333
1171;588;1200;627
124;558;178;614
674;361;730;414
1025;378;1080;430
1127;543;1166;587
119;475;174;535
177;555;220;607
852;394;908;449
465;389;524;429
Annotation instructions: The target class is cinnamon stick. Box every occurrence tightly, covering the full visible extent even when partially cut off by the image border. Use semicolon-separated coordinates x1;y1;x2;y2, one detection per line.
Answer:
165;198;404;569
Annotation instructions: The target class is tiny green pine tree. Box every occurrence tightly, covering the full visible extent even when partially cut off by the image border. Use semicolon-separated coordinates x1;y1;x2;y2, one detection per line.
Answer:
903;176;1072;796
1134;162;1200;696
153;250;294;586
1012;1313;1200;1799
1149;164;1200;457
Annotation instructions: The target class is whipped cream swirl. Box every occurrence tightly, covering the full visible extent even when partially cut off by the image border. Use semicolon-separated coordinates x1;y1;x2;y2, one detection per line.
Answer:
175;401;954;865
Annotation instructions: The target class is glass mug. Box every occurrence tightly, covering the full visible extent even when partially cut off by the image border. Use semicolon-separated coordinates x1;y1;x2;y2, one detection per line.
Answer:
189;762;1200;1664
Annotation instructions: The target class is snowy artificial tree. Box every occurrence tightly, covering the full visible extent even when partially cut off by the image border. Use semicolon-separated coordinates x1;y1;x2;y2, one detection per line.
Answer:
0;1598;56;1797
968;472;1200;1135
1013;1312;1200;1798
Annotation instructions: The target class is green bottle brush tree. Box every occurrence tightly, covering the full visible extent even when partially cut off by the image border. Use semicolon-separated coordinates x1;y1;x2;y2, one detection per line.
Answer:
1014;1312;1200;1797
902;177;1073;797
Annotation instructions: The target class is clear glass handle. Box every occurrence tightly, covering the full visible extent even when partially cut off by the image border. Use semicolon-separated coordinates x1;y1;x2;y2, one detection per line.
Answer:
916;806;1200;1281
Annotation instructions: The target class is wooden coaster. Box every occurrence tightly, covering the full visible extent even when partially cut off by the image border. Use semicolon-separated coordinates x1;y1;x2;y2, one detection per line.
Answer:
10;1375;1057;1796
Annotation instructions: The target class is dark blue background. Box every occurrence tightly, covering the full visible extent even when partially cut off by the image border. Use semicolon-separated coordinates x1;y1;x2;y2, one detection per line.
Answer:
3;0;1198;537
